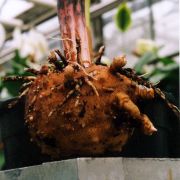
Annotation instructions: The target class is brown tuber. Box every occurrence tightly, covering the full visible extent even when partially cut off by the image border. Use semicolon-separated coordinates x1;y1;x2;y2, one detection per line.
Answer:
23;54;170;158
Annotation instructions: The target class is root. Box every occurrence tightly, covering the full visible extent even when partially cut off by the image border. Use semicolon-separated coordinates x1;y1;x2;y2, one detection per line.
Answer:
48;51;65;71
135;84;154;99
59;84;80;107
19;88;30;99
3;76;36;82
74;84;81;107
155;88;180;117
115;92;157;135
19;82;33;93
67;60;96;80
116;72;154;99
116;67;179;117
118;68;152;88
49;84;80;117
54;49;68;66
74;95;80;107
94;45;105;65
64;47;95;80
25;68;39;75
102;87;115;92
84;77;99;97
138;72;149;78
48;89;75;117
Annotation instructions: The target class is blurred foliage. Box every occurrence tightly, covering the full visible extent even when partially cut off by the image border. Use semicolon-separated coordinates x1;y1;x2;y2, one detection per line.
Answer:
0;50;34;98
0;150;5;170
115;2;132;32
134;51;179;105
134;52;158;73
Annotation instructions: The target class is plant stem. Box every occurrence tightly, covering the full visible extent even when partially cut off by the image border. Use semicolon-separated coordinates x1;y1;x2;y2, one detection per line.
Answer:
57;0;91;67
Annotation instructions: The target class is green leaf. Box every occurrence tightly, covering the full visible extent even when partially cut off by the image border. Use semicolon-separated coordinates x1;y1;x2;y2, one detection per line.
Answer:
0;79;3;92
12;50;29;67
115;2;132;32
11;61;26;74
159;57;175;65
0;150;5;170
0;49;32;97
149;71;168;83
3;81;23;96
148;62;179;84
157;63;179;72
134;52;157;73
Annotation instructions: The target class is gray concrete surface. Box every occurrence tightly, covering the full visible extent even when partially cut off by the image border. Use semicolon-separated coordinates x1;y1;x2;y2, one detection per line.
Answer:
0;158;179;180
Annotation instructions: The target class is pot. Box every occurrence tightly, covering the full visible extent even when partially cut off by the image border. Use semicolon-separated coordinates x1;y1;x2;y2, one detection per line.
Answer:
0;98;50;170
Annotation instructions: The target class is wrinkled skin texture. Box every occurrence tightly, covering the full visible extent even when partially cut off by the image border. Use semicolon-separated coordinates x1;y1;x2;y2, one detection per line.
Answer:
25;55;157;158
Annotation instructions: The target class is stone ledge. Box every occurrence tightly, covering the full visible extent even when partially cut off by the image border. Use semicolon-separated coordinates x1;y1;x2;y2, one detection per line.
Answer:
0;158;179;180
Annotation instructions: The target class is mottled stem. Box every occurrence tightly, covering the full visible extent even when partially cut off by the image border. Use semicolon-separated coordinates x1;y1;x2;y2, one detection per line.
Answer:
57;0;91;68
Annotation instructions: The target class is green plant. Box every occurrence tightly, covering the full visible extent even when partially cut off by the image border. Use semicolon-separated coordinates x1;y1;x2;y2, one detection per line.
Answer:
0;150;5;170
134;51;179;105
0;50;33;98
115;2;132;32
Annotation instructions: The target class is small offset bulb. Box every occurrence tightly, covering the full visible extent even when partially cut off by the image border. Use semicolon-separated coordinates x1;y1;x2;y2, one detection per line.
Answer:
110;55;127;72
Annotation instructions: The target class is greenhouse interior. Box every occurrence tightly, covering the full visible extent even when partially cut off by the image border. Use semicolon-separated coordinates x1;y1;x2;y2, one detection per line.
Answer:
0;0;179;179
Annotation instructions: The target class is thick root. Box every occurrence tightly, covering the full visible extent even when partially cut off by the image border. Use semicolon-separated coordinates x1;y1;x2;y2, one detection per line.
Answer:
115;92;157;135
134;84;154;99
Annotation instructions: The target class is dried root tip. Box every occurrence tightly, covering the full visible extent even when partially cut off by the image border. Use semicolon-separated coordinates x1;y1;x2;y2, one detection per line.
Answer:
99;45;105;54
3;76;36;82
138;73;149;78
19;82;33;93
119;68;152;88
94;45;105;65
155;88;180;117
110;55;127;73
25;68;39;75
48;51;64;71
167;104;180;117
54;49;68;66
140;114;157;135
19;88;29;99
115;92;157;135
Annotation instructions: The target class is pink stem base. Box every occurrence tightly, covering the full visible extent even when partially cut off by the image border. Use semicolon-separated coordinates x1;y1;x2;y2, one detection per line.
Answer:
57;0;91;68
